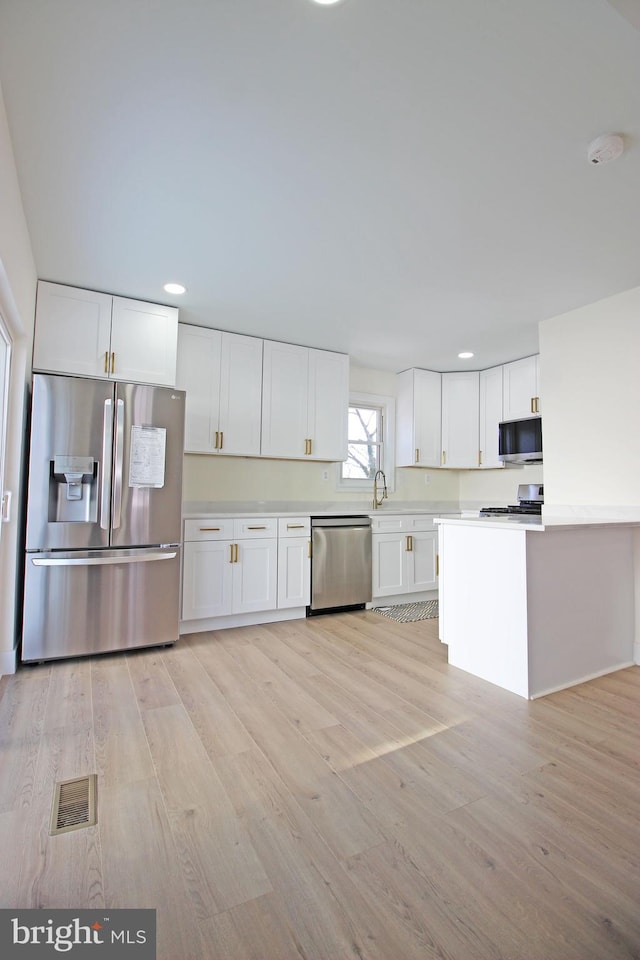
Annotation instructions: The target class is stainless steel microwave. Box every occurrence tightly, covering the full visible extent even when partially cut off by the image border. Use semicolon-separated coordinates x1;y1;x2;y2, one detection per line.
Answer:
498;416;542;464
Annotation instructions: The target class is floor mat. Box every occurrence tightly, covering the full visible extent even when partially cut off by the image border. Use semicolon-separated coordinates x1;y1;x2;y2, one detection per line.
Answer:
372;599;439;622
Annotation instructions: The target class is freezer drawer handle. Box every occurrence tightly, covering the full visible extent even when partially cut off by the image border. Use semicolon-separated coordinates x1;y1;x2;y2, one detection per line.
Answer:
32;551;177;567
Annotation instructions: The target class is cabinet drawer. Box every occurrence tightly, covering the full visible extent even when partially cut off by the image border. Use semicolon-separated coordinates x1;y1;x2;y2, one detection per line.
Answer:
371;514;436;534
233;517;278;539
278;517;311;538
184;518;234;542
403;515;436;532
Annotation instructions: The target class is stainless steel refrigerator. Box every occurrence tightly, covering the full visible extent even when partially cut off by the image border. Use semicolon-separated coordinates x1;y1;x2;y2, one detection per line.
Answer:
22;373;185;662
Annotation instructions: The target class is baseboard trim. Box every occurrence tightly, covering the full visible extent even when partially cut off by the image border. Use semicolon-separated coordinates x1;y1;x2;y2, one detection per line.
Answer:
180;607;307;635
530;660;635;700
0;646;18;676
367;589;438;609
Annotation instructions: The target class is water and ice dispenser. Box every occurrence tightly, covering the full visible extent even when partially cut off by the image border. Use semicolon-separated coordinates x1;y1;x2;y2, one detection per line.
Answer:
50;455;98;522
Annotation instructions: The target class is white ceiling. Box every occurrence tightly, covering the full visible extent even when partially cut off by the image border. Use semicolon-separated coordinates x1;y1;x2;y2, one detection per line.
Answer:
1;0;639;373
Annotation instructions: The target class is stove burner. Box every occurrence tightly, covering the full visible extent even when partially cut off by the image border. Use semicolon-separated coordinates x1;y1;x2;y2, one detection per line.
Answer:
479;501;542;517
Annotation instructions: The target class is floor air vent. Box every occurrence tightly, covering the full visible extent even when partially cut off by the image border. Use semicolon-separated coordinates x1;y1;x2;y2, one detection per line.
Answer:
50;774;97;835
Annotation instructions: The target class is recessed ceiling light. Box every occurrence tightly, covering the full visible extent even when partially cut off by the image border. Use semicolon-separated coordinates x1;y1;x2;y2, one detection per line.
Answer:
458;351;474;359
163;282;186;295
310;0;344;5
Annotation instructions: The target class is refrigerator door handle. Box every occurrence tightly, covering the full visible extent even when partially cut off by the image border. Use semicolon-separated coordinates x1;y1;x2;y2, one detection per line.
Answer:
100;399;113;530
112;397;125;529
31;551;177;567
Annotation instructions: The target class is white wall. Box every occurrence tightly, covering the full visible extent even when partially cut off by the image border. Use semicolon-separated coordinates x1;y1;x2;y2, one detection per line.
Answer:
539;285;640;511
0;81;37;675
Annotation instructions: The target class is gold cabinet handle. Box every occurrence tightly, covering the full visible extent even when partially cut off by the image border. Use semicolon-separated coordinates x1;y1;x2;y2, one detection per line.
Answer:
535;397;540;413
415;448;420;463
442;450;446;465
214;431;220;449
287;524;305;529
436;554;439;576
406;535;413;552
308;438;312;455
229;544;234;564
247;525;267;530
531;397;535;414
219;431;224;449
104;351;109;374
110;352;115;375
478;450;482;466
199;527;221;531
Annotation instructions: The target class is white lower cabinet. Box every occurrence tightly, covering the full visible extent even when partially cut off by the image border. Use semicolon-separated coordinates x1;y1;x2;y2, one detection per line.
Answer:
371;515;438;599
182;518;277;620
277;518;311;609
182;515;310;628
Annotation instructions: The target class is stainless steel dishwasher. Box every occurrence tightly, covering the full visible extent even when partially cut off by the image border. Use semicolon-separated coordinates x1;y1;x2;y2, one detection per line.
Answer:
309;516;372;614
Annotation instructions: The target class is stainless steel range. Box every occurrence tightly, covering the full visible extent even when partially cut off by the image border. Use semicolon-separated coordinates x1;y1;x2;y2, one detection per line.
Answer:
479;483;544;517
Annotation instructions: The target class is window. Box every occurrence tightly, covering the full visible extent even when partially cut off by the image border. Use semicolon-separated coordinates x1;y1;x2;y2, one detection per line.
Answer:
337;392;395;491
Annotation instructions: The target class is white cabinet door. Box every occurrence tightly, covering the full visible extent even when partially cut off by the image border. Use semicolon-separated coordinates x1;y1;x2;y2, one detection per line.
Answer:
182;539;234;619
479;365;504;469
218;333;263;456
278;536;311;608
307;348;349;461
408;531;438;591
441;371;479;468
372;532;407;597
261;340;310;458
33;281;112;378
176;325;221;452
502;355;541;420
110;297;178;386
233;538;278;613
396;368;441;467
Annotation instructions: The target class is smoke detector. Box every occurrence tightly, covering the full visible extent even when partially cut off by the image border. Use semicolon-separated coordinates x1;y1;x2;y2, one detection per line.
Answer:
587;133;624;165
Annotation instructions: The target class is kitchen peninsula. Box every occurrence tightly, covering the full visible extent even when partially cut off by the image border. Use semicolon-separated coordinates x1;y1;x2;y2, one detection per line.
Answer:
435;515;637;699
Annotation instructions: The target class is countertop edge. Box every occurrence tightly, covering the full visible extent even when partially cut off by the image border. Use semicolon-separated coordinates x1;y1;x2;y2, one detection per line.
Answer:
434;516;640;532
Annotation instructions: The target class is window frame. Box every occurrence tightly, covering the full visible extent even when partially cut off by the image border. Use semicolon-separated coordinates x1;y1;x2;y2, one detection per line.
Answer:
336;391;395;492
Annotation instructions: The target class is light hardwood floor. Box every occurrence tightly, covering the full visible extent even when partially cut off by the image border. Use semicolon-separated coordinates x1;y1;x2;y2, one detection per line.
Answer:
1;612;639;959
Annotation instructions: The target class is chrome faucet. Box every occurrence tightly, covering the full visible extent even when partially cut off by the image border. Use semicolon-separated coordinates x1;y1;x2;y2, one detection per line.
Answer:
372;469;388;509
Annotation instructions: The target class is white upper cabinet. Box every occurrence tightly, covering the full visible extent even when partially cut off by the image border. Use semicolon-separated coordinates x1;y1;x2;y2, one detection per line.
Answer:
261;340;348;461
176;325;263;456
33;281;178;386
441;371;479;468
479;365;504;469
502;355;541;420
396;368;441;467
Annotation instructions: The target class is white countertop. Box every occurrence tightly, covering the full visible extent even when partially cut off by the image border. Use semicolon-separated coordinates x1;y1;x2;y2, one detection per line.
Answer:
182;500;459;519
434;514;640;532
